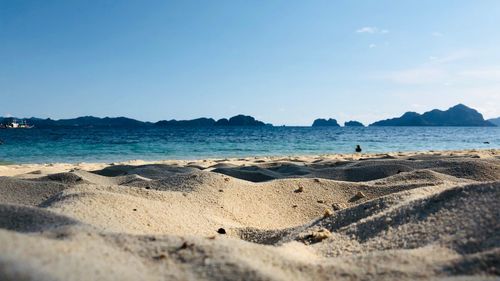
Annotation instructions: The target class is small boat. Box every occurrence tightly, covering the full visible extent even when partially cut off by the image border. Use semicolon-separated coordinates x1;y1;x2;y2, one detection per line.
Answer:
1;119;34;129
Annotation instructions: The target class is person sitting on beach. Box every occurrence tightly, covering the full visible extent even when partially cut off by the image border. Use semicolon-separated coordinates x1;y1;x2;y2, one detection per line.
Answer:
355;145;362;153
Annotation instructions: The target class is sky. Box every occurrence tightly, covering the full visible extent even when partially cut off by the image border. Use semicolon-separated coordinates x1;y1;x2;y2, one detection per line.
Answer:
1;1;500;126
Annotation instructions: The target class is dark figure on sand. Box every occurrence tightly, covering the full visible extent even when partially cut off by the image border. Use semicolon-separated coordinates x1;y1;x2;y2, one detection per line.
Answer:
355;145;362;153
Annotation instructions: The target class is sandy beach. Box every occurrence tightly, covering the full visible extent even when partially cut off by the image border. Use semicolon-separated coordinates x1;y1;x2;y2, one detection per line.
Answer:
0;149;499;280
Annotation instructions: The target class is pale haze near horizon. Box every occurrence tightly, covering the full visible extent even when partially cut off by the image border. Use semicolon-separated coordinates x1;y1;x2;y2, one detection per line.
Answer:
1;1;500;126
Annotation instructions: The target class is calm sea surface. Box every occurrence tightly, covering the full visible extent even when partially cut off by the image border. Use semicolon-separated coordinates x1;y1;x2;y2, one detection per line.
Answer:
0;127;499;163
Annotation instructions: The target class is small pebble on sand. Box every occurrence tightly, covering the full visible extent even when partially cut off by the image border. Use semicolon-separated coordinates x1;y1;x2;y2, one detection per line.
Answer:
354;191;366;200
332;203;346;211
323;209;333;218
152;254;167;260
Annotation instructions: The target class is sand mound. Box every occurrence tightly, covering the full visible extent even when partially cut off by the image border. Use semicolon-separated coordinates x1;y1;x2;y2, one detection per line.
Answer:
427;159;500;181
0;204;79;232
212;166;280;182
213;155;500;184
300;182;499;251
212;161;416;182
0;177;67;206
0;149;498;280
43;172;85;184
93;164;200;179
368;169;477;190
124;170;229;191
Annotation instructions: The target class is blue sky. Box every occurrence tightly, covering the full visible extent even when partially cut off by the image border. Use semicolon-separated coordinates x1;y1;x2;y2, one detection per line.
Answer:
1;1;500;125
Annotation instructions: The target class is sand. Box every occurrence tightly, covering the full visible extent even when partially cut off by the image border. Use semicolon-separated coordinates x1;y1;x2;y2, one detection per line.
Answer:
0;149;499;280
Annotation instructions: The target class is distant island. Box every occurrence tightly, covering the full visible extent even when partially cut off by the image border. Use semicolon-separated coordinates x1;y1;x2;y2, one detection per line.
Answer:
311;104;496;127
1;104;497;129
344;120;364;127
370;104;496;127
0;116;149;129
312;118;340;127
488;117;500;126
156;115;268;127
0;115;269;128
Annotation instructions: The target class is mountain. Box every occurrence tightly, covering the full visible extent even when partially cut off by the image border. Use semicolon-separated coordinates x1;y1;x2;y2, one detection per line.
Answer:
488;117;500;126
1;115;270;128
155;118;216;127
370;104;496;127
215;118;229;126
0;116;151;128
344;120;364;127
224;115;266;126
152;115;268;127
312;118;340;127
56;116;148;127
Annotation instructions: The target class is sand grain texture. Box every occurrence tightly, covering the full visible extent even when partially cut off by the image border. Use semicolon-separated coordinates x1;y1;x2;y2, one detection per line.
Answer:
0;149;499;280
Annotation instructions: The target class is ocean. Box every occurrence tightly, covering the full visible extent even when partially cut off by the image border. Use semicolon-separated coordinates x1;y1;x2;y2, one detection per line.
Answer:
0;126;499;163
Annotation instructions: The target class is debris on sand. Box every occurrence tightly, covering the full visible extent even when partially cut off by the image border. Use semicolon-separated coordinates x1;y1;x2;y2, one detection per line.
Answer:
323;208;333;218
152;254;167;260
299;228;332;244
178;241;194;250
217;228;226;234
332;203;346;211
355;191;366;198
351;191;366;201
294;185;304;193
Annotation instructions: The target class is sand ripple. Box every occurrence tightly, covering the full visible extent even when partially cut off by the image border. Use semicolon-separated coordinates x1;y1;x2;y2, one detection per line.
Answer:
0;149;499;280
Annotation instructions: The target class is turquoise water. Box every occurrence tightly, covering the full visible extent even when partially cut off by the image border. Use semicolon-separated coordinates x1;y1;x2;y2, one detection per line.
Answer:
0;127;499;163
